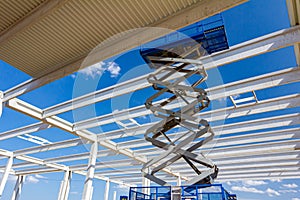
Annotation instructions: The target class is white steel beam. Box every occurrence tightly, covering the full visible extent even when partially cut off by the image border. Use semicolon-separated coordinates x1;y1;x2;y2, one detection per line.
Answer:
13;138;84;157
127;175;300;184
0;154;13;197
58;171;71;200
111;112;300;151
18;120;296;172
115;169;300;182
2;0;247;102
6;98;96;141
14;167;60;175
71;160;141;171
3;67;295;146
82;142;98;200
14;155;68;172
77;67;300;131
130;171;300;183
207;67;300;100
5;98;183;180
98;151;300;175
217;175;300;182
0;150;127;187
110;115;300;154
94;151;300;176
175;160;300;172
97;165;300;178
7;125;298;172
117;125;300;150
43;59;299;122
10;175;25;200
104;179;110;200
96;150;300;176
6;150;114;170
137;139;300;158
197;140;300;159
15;159;141;175
217;171;300;180
15;139;300;176
0;122;51;141
103;166;299;180
199;93;300;122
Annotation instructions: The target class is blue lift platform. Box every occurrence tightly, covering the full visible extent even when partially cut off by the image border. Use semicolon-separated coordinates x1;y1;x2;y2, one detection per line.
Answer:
140;13;229;65
128;184;237;200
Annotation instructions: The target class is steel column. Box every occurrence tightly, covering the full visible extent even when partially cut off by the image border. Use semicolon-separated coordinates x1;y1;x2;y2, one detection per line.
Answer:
113;191;117;200
104;179;110;200
11;175;25;200
142;176;151;195
0;155;13;196
82;142;98;200
177;175;182;186
58;171;71;200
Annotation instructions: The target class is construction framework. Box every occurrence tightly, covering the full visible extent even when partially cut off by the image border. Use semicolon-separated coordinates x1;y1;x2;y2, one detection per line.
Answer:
0;0;299;200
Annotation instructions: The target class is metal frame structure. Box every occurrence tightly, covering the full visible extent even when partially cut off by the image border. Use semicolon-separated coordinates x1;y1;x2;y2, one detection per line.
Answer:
0;0;299;199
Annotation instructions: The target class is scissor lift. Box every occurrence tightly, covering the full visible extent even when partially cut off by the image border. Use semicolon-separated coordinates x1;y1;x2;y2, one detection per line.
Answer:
140;14;229;187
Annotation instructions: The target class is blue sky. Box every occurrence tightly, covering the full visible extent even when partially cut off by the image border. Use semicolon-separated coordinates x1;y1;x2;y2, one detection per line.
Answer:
0;0;300;199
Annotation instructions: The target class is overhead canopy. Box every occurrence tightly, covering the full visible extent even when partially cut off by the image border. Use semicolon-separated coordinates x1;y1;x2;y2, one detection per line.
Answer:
0;0;247;78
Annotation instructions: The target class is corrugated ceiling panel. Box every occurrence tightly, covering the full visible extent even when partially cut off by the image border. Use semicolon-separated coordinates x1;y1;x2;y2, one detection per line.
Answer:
0;0;46;33
0;0;201;77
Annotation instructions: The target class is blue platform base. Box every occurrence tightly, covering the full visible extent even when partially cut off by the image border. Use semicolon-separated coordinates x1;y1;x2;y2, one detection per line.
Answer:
128;184;237;200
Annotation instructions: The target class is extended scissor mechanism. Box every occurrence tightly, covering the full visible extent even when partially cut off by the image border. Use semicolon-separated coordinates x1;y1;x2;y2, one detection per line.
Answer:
141;45;218;186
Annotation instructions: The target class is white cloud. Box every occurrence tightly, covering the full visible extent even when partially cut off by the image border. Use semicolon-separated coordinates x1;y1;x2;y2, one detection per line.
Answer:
226;181;232;186
26;175;39;184
25;174;47;184
35;174;47;179
282;183;298;188
107;62;121;77
78;61;121;79
266;188;280;197
78;61;106;78
243;180;267;186
279;189;297;193
270;179;282;182
231;186;264;194
292;198;300;200
70;191;80;195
